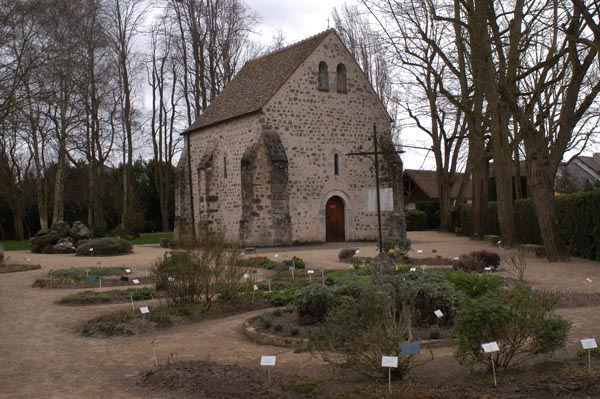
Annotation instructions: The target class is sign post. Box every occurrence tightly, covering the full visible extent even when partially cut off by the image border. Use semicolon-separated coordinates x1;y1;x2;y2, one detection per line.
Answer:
307;269;314;284
581;338;597;373
482;342;500;387
260;355;276;388
381;356;398;394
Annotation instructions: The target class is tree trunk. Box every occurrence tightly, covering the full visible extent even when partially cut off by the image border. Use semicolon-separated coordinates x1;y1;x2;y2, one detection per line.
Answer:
52;144;66;224
10;199;24;241
437;170;452;232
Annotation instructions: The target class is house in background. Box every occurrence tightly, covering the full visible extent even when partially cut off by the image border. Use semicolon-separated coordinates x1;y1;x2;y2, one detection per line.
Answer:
403;169;471;209
174;29;406;246
557;154;600;192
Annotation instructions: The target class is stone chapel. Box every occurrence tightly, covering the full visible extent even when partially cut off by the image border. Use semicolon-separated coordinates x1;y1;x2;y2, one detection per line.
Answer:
174;29;406;246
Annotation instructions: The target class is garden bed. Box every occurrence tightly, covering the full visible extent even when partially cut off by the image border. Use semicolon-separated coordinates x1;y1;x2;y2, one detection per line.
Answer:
32;266;151;289
0;263;41;273
58;287;155;306
80;296;272;337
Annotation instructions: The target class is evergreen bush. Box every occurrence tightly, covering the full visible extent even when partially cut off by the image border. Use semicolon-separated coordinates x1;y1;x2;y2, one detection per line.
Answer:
76;237;133;256
406;210;428;231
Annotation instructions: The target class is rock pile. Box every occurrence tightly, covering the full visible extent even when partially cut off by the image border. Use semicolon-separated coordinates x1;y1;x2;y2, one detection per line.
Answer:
30;221;91;254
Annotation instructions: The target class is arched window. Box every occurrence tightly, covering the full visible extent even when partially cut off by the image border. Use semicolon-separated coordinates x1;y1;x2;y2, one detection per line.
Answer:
318;61;329;91
334;154;340;176
336;63;347;93
223;156;228;178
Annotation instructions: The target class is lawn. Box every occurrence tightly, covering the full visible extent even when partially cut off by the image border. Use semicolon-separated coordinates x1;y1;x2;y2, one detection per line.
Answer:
1;232;173;251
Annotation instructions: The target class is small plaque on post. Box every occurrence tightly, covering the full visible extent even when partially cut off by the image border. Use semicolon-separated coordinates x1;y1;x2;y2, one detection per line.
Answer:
401;342;421;355
260;355;276;366
125;268;132;274
253;284;258;291
140;306;150;314
381;356;398;368
132;279;140;284
434;310;444;318
482;341;500;353
581;338;598;350
307;270;314;274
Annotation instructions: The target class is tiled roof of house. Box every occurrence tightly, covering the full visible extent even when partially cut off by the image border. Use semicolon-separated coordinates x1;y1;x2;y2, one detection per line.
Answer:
575;156;600;175
184;30;333;134
404;169;471;199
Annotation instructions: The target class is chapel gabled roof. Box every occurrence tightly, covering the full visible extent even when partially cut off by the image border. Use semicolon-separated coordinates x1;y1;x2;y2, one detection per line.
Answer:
184;29;334;134
404;169;472;199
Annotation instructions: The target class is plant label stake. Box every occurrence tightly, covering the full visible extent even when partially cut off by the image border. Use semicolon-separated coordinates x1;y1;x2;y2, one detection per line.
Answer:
290;265;295;280
581;338;597;373
253;284;258;303
260;355;276;388
307;269;314;284
381;356;398;394
321;267;325;285
99;277;102;290
482;342;500;387
130;294;134;310
434;309;444;327
151;339;158;367
266;278;272;292
151;293;157;306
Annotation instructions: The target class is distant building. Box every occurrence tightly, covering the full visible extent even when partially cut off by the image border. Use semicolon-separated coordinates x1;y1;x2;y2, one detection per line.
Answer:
557;154;600;191
403;169;471;208
174;30;405;246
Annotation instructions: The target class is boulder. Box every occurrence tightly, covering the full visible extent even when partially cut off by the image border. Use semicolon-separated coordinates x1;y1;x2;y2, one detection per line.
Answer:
70;221;91;240
57;237;76;247
52;243;76;254
50;221;71;238
42;244;55;254
30;232;60;253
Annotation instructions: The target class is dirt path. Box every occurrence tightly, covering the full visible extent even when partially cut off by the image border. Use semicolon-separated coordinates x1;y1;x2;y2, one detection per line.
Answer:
2;235;600;398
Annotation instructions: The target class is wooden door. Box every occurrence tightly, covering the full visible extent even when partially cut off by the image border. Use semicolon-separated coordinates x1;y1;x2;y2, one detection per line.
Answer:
326;196;345;242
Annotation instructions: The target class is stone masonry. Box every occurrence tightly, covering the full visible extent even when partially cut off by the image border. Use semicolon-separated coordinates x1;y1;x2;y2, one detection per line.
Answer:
174;29;406;246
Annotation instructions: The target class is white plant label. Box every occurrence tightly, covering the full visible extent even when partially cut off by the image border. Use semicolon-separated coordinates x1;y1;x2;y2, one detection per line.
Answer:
260;355;276;366
482;342;500;353
274;254;279;258
253;284;258;291
453;256;460;261
586;277;593;283
434;310;444;318
132;279;140;284
125;268;132;274
484;266;493;272
140;306;150;314
168;277;175;282
417;249;423;254
243;273;251;279
355;250;360;255
307;270;314;274
409;267;416;272
381;356;398;368
581;338;598;350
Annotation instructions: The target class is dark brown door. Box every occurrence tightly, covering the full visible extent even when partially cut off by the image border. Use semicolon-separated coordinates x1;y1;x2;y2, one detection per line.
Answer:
326;196;345;242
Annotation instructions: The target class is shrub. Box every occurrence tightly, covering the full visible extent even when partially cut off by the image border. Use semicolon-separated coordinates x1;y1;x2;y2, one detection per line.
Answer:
455;285;570;369
398;271;459;326
445;270;505;298
310;285;416;379
428;326;441;340
453;254;485;273
258;257;277;269
381;237;411;259
338;248;357;260
263;287;298;306
470;250;501;268
147;309;172;327
259;313;272;329
291;256;305;269
293;284;335;324
76;237;133;256
274;323;283;332
406;210;428;231
152;244;246;310
290;327;300;336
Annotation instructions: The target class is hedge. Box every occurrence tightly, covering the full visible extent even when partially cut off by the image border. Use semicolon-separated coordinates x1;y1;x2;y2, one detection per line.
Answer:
415;201;440;230
406;210;428;231
456;191;600;260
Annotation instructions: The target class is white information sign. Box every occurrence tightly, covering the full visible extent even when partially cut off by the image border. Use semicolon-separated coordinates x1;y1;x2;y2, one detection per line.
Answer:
409;267;416;272
307;270;314;274
381;356;398;368
243;273;251;279
484;266;493;272
366;188;394;212
434;310;444;318
140;306;150;314
260;355;276;366
587;277;593;283
417;249;423;254
125;268;132;274
355;249;360;255
453;256;460;261
581;338;598;350
482;342;500;353
253;284;259;291
274;254;279;258
132;279;140;284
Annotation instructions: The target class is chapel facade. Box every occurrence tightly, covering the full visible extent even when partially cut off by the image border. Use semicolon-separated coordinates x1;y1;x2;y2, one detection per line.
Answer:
174;29;406;246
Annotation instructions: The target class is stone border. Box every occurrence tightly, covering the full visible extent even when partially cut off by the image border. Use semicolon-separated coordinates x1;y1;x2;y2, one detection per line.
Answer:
244;315;456;350
243;316;308;348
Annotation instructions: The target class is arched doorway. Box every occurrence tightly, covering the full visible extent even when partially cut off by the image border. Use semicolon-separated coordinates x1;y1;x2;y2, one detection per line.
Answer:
326;196;345;242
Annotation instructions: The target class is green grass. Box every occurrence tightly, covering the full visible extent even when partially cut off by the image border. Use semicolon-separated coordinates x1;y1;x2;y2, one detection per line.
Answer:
1;240;30;251
131;232;173;245
48;266;128;280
